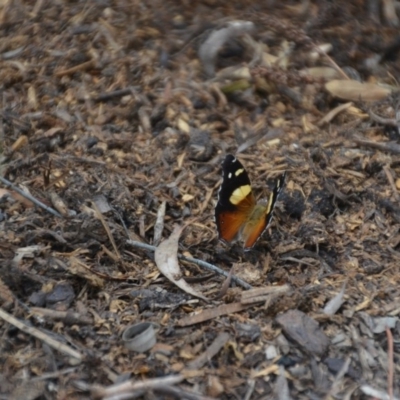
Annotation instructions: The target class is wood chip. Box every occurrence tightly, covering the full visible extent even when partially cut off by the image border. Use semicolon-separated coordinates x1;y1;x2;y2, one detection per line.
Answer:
276;310;330;357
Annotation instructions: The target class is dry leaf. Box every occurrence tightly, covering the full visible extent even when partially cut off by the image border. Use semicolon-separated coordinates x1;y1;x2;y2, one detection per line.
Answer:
302;67;340;79
154;225;208;301
216;66;251;80
325;79;391;102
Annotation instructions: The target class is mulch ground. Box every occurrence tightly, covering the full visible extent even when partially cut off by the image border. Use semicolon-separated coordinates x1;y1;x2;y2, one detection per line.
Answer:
1;1;400;399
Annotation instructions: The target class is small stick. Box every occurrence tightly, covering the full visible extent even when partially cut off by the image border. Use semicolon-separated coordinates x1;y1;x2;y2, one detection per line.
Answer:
30;0;45;18
386;326;394;400
93;88;133;103
30;367;77;381
91;375;183;399
368;109;398;126
92;201;121;260
314;44;350;80
153;201;166;246
55;60;95;77
0;307;83;361
0;176;63;218
31;307;93;325
57;155;106;166
353;138;400;155
383;165;399;201
318;102;353;126
127;240;252;290
243;379;255;400
186;332;230;370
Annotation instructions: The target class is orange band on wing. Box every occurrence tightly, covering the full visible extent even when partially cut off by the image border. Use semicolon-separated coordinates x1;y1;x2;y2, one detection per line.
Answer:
216;210;248;243
242;217;268;249
216;191;255;243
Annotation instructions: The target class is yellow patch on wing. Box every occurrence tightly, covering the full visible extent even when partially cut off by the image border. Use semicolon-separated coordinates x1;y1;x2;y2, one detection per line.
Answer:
230;184;251;205
265;192;274;214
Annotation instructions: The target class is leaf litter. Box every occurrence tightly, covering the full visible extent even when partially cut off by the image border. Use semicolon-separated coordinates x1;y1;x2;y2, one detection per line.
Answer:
155;224;208;302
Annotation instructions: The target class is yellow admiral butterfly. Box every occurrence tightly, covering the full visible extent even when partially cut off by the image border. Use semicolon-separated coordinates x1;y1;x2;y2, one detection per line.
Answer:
215;154;286;250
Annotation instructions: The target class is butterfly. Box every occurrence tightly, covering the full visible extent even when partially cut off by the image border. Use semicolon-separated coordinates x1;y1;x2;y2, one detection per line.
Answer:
215;154;286;250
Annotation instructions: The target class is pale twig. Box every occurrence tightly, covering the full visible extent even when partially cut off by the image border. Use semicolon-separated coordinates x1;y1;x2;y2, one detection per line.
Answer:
383;165;400;201
0;307;83;361
31;0;45;18
0;176;63;218
31;307;93;325
55;60;95;77
30;367;78;381
186;332;230;370
153;201;166;246
353;138;400;155
314;44;350;80
90;375;184;400
126;240;252;290
386;326;394;400
244;379;255;400
368;109;398;126
92;201;121;260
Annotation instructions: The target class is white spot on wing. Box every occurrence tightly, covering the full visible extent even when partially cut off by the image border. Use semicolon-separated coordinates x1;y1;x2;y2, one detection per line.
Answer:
235;168;244;176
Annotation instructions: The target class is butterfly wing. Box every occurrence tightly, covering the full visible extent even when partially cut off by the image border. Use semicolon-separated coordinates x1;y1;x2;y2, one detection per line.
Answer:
242;172;286;250
215;155;256;243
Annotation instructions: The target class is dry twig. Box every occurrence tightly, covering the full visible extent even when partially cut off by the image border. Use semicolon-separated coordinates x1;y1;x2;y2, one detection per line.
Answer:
127;240;252;290
177;302;253;327
0;176;63;218
31;307;93;325
92;200;121;260
0;307;83;361
90;375;184;400
186;332;230;370
383;165;399;201
353;138;400;155
386;326;394;400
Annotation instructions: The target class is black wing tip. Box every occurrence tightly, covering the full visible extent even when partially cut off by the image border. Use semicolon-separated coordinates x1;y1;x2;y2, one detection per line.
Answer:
222;154;239;169
221;154;235;164
275;171;286;193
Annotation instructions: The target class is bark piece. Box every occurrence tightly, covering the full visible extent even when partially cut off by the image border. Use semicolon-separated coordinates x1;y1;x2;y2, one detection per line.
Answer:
276;310;330;357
